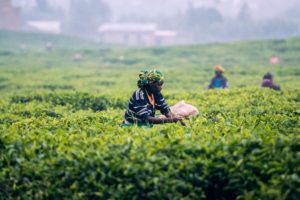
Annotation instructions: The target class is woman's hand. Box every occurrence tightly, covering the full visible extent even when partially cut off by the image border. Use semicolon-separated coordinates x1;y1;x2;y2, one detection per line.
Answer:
146;115;186;126
165;113;186;126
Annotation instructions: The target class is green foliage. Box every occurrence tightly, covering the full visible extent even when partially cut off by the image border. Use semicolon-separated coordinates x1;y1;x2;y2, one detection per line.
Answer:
0;31;299;199
10;92;126;111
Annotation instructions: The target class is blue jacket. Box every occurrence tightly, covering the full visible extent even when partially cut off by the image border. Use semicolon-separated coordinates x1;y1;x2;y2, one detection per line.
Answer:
124;88;170;123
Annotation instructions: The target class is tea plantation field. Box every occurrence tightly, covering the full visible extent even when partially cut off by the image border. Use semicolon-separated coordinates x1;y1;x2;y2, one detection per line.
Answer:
0;30;299;199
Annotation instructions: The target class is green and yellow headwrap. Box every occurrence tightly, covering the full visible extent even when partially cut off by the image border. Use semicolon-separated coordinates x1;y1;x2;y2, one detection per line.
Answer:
137;69;165;88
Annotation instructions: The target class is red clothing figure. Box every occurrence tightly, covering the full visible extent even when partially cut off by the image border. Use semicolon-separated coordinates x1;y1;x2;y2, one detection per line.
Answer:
269;55;279;65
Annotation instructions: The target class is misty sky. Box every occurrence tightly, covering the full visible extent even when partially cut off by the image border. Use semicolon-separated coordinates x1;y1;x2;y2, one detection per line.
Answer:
15;0;300;20
104;0;300;20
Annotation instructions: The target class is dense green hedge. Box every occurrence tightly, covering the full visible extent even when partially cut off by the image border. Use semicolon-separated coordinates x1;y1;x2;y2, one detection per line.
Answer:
10;92;127;111
1;135;299;199
1;89;299;199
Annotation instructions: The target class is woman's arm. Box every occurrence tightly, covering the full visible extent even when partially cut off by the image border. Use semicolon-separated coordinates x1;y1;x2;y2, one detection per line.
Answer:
146;115;185;125
166;112;187;126
208;77;215;89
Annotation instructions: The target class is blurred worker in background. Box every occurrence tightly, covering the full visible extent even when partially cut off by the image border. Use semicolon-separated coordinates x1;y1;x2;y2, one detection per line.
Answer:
261;72;281;91
269;55;280;65
208;65;228;89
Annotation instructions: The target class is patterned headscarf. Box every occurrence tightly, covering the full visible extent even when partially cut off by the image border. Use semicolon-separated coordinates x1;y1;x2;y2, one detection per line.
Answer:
137;69;165;88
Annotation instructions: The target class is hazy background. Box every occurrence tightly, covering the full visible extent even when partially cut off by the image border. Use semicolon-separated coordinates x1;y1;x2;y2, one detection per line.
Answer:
7;0;300;45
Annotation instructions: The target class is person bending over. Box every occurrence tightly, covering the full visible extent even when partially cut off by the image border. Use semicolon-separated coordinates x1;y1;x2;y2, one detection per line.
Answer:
123;69;185;126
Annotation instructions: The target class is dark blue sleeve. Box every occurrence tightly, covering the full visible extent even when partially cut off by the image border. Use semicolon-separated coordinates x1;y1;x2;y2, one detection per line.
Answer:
155;93;171;115
128;90;153;121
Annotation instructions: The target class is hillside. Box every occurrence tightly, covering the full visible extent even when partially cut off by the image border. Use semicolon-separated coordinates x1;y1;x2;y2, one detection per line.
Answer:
0;30;299;95
0;30;100;50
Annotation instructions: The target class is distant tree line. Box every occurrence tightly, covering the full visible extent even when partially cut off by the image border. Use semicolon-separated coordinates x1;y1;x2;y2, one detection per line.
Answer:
113;2;299;43
22;0;300;42
65;0;110;38
157;2;300;42
22;0;64;21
